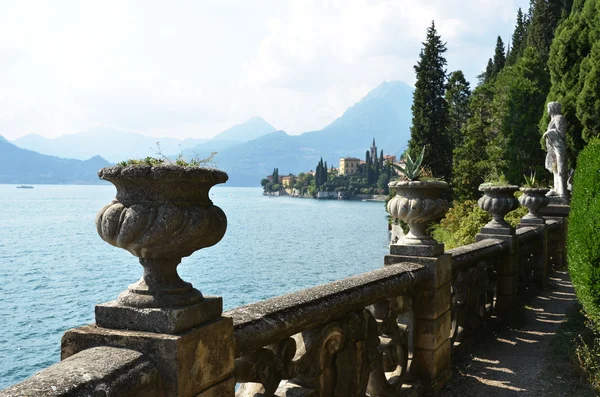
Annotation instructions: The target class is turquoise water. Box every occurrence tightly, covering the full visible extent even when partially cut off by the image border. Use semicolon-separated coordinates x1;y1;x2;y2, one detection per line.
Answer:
0;185;389;389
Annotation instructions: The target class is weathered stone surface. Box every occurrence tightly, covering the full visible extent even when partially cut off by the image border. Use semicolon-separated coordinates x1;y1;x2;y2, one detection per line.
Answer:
385;254;451;290
414;282;452;319
519;187;550;223
387;180;449;246
447;238;507;273
0;347;164;397
413;340;451;383
414;310;451;350
390;243;444;257
95;164;228;309
61;317;235;397
95;296;222;334
227;262;426;354
477;185;519;231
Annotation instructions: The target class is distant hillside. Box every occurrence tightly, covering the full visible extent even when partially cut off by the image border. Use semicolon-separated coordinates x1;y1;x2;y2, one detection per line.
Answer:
12;117;276;163
0;137;111;184
180;117;277;159
12;129;208;163
201;81;413;186
212;116;276;141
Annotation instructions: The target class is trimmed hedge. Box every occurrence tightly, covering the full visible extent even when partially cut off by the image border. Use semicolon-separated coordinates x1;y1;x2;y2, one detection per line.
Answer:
568;139;600;324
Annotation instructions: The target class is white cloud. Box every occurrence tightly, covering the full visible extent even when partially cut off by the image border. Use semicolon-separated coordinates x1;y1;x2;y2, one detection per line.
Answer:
0;0;529;140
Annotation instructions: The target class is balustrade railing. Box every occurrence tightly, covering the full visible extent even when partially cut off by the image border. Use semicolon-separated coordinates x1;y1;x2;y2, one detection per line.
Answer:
229;262;426;396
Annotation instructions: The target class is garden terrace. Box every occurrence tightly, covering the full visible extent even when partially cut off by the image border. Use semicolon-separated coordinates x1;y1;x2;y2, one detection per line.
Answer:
0;180;570;396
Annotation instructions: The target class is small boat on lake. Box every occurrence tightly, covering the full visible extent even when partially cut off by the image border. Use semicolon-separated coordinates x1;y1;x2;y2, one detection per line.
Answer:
16;185;34;189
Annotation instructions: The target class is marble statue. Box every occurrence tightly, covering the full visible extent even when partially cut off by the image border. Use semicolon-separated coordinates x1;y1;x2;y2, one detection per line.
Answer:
542;101;569;201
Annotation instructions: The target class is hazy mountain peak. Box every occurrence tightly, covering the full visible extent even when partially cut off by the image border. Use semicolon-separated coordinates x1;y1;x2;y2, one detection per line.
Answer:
0;135;7;142
364;80;413;101
212;117;276;142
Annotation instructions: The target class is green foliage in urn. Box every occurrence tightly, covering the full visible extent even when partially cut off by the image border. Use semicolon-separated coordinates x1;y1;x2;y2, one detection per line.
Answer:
568;140;600;325
392;147;425;181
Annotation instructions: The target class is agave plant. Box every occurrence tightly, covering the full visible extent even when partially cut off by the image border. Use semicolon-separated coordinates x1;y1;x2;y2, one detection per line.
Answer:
393;146;425;181
523;171;543;188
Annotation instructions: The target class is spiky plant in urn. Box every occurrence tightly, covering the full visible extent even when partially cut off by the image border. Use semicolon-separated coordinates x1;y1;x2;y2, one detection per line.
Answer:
387;147;449;256
477;171;519;234
518;172;550;225
94;157;228;333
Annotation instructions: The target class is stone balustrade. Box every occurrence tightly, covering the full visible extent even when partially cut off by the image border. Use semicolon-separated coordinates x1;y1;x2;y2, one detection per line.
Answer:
0;178;569;397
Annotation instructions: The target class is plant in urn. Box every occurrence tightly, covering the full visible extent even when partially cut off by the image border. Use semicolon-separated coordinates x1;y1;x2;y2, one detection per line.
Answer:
387;148;449;256
518;172;550;225
94;161;228;333
477;173;519;234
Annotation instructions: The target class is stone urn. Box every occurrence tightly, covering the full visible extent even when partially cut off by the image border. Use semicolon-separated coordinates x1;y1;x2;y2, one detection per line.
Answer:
519;187;550;224
387;181;449;246
477;185;519;231
96;164;228;308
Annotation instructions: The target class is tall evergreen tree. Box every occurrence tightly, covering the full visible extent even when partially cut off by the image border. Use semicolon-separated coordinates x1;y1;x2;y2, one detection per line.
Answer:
527;0;573;61
489;47;549;184
272;168;279;185
408;21;451;180
323;161;328;184
445;71;472;148
379;149;384;170
544;0;599;166
490;36;507;79
452;85;494;200
479;58;494;85
507;8;527;65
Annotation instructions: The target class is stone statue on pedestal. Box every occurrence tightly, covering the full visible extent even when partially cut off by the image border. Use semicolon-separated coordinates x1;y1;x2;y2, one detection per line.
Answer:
542;102;569;201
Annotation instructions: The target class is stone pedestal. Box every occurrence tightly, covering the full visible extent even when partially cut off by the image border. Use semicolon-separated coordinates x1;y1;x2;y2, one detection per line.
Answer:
61;311;235;397
539;204;569;269
385;251;452;395
476;228;518;312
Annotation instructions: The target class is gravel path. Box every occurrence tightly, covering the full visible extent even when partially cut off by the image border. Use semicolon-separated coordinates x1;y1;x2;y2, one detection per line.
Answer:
440;271;595;397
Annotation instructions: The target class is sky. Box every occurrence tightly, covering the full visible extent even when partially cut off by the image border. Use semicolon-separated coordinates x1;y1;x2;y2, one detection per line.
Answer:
0;0;530;140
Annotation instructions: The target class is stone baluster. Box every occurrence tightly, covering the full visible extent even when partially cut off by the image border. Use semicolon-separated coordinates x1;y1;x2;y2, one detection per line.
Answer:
518;188;550;287
385;180;451;395
61;165;236;397
476;185;520;311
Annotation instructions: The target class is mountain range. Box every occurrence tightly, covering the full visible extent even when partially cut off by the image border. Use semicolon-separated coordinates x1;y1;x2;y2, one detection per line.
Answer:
0;137;111;184
3;80;414;186
184;81;413;185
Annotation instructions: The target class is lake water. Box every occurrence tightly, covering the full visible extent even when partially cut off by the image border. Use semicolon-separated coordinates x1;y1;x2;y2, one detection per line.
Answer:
0;184;390;389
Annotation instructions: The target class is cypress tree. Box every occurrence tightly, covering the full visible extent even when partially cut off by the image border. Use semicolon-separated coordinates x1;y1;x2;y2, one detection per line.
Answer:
526;0;573;61
489;47;549;184
380;149;384;170
544;0;599;166
323;161;328;184
490;36;507;80
452;84;494;200
445;71;472;148
507;8;527;65
408;21;451;180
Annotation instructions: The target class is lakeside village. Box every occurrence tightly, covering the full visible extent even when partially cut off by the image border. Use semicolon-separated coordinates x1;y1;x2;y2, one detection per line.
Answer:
261;139;404;201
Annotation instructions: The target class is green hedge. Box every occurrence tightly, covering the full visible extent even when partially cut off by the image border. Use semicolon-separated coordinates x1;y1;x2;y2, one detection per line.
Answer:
568;139;600;324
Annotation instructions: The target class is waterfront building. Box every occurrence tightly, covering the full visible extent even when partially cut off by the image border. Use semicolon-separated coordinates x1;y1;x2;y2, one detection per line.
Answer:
339;157;360;176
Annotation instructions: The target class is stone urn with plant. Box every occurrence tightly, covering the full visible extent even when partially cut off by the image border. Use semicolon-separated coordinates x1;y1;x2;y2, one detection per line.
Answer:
93;153;228;333
387;147;449;256
477;171;519;234
518;171;550;225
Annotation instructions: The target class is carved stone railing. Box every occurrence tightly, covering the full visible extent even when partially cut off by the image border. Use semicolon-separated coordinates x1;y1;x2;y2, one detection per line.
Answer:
447;239;507;350
0;167;571;397
229;262;427;396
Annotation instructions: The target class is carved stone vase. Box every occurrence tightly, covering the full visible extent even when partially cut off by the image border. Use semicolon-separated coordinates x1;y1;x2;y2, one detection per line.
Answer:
387;181;449;246
519;188;550;224
96;164;228;309
477;185;519;231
